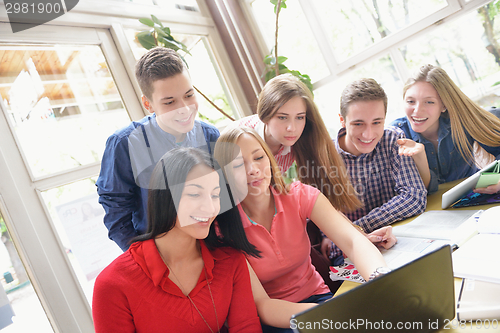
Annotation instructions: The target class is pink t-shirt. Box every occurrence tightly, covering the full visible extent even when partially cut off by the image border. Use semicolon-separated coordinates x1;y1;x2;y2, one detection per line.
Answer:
238;115;295;173
238;181;330;302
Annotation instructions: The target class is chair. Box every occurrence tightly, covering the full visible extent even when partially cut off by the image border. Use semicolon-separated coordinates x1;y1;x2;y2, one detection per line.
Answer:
306;221;343;294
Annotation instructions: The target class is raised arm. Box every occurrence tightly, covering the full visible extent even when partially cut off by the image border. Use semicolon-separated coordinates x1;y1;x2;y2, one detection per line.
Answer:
310;193;388;280
397;138;431;189
246;261;317;328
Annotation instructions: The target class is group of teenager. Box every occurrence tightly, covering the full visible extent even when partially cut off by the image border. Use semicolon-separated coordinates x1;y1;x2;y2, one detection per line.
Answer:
92;47;500;333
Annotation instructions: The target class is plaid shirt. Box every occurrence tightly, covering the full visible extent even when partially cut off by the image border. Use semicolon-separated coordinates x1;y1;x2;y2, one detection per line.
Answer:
329;127;427;259
238;114;295;173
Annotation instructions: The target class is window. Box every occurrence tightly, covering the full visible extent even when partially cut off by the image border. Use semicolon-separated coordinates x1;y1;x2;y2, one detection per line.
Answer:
400;6;500;110
0;209;54;332
243;0;500;132
247;0;329;82
314;54;403;136
0;44;131;178
0;25;142;332
40;178;121;304
125;26;238;126
309;0;448;63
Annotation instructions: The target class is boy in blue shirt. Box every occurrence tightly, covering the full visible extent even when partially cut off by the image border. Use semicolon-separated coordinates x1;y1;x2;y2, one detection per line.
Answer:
96;47;219;251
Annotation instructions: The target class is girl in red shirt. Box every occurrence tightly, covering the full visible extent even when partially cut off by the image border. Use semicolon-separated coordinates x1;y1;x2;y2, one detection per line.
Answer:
92;147;262;333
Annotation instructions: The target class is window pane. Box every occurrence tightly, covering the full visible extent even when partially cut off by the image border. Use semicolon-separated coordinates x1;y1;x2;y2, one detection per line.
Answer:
40;178;122;305
311;0;448;62
126;28;235;126
0;45;131;179
248;0;330;82
0;212;54;332
314;54;402;136
399;2;500;109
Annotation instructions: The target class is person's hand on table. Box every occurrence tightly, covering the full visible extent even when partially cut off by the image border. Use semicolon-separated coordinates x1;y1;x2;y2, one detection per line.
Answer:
473;179;500;195
320;226;397;261
366;226;397;250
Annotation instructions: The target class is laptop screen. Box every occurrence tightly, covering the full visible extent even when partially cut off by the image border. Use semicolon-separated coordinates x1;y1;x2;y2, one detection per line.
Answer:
291;245;455;333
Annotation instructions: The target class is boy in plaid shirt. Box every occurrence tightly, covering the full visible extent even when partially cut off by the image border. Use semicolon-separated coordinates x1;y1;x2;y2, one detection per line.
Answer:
325;78;427;262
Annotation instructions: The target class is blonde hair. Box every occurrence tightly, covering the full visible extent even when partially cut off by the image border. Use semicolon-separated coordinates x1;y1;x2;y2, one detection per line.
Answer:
214;125;289;195
404;64;500;164
257;74;362;212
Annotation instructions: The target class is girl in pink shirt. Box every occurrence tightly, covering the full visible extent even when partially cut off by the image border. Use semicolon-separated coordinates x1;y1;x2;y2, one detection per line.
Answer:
215;126;396;333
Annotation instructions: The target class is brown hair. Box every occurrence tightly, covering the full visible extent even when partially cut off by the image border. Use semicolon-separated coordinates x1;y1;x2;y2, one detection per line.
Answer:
214;124;289;196
257;74;362;212
403;64;500;164
340;78;388;118
135;47;186;100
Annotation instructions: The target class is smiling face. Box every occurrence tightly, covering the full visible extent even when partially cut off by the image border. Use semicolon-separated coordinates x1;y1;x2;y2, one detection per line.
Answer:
340;100;386;156
142;70;198;142
404;81;446;139
265;96;307;148
175;164;221;239
233;133;272;198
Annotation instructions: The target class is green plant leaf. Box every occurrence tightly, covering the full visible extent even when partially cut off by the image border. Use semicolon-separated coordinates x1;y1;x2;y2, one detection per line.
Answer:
265;70;276;82
164;35;191;55
278;63;288;70
493;81;500;87
151;15;162;27
270;0;287;14
139;18;155;27
160;37;184;51
179;54;189;69
136;31;157;49
154;26;169;38
277;56;288;64
264;55;274;65
160;38;180;51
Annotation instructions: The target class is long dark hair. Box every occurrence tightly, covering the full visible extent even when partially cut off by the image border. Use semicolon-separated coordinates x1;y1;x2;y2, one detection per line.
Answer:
131;147;260;257
257;74;362;212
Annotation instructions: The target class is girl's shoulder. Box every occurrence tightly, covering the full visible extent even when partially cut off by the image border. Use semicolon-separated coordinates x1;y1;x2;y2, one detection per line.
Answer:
236;114;261;128
278;181;320;203
95;250;137;287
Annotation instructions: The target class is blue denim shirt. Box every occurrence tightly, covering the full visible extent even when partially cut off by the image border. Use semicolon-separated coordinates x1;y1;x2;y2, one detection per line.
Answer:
390;116;500;194
96;114;220;251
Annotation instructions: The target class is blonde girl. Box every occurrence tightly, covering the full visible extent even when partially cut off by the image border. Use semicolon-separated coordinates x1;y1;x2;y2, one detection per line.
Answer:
392;64;500;194
214;125;394;332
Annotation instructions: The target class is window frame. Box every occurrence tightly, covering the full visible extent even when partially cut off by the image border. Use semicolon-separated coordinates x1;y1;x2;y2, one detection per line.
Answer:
240;0;495;90
0;1;250;331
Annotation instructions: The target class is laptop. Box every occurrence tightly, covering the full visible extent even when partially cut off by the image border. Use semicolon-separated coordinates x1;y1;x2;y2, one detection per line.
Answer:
442;160;500;209
291;245;455;333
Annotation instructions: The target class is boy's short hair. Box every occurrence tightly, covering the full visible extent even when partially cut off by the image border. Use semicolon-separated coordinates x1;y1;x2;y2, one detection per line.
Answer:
340;78;388;118
135;47;186;100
